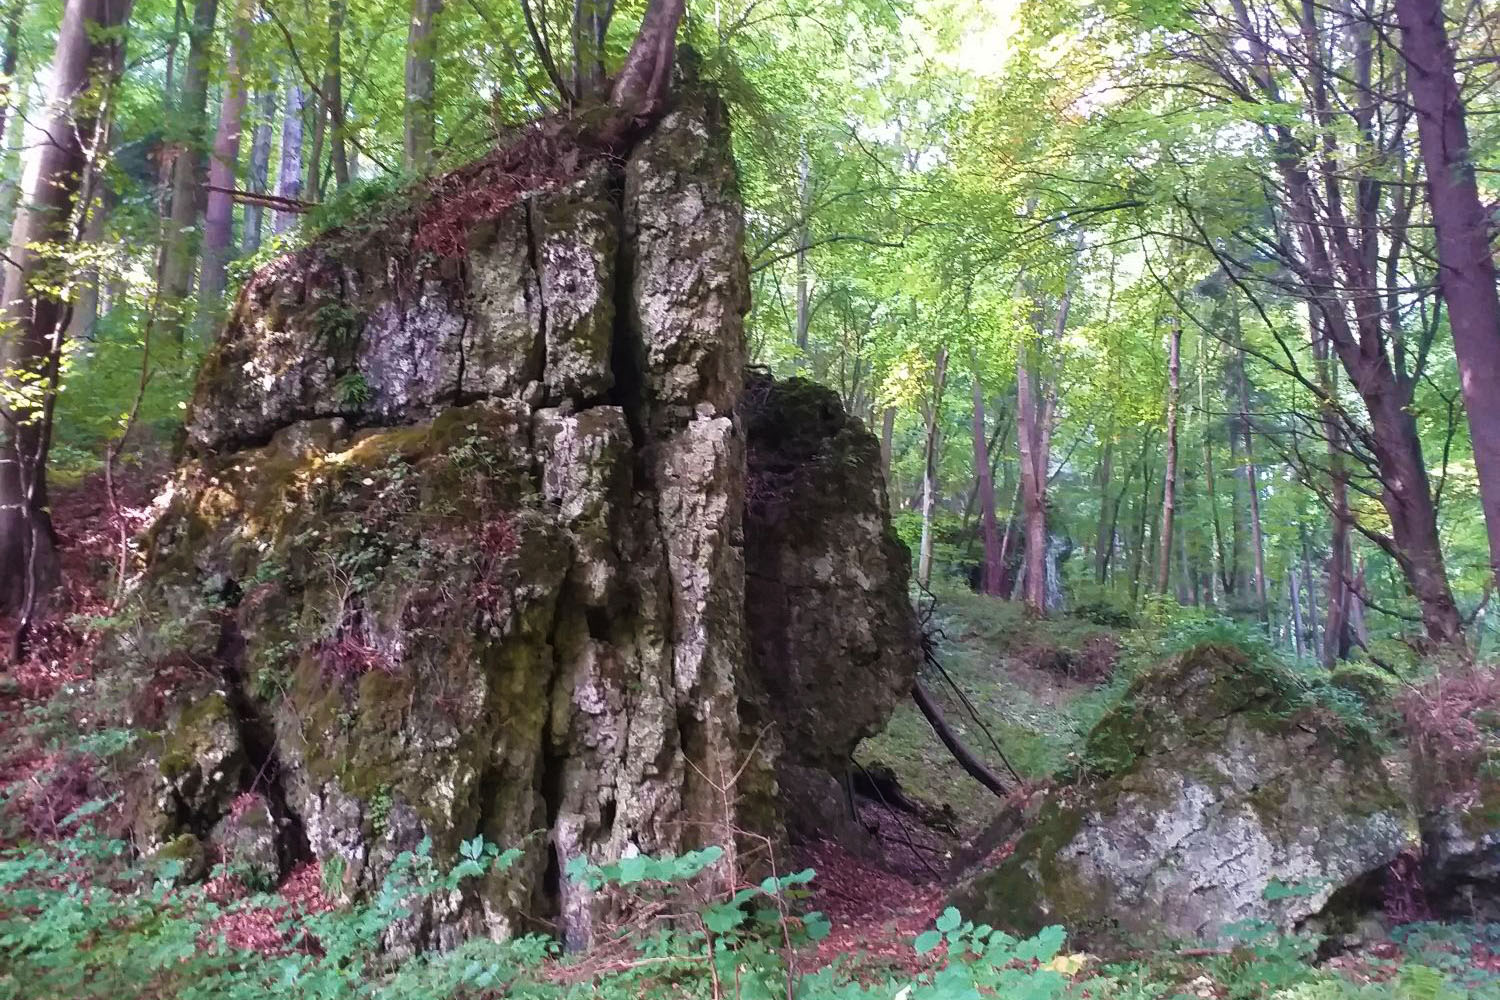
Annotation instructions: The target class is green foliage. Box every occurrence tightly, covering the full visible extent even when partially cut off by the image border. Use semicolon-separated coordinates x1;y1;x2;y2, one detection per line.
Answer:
333;371;371;407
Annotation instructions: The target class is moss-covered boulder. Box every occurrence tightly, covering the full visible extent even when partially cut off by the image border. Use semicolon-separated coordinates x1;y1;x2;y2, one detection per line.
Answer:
121;84;918;953
740;374;918;838
951;643;1410;950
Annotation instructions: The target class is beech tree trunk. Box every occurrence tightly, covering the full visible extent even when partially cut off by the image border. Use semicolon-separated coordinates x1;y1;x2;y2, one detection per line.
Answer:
917;345;948;589
880;405;896;494
1233;307;1269;625
1394;0;1500;588
403;0;442;172
273;76;305;233
570;0;612;99
970;354;1003;595
242;85;276;253
1156;316;1181;595
160;0;218;328
794;144;811;357
1094;435;1114;585
198;0;252;317
0;0;131;637
0;1;22;154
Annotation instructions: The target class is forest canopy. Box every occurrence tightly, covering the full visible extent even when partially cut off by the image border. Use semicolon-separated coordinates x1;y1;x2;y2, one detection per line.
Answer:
1;0;1498;665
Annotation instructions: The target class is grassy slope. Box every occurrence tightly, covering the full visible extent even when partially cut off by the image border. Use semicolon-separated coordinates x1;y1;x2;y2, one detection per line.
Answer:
857;585;1129;833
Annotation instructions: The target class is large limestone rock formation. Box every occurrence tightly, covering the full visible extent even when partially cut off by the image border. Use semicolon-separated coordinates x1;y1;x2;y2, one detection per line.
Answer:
121;88;917;951
952;643;1410;950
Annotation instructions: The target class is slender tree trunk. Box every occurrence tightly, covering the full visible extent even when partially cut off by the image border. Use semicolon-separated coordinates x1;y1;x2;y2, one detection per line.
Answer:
917;345;948;589
1129;455;1157;605
1290;571;1305;656
1198;325;1225;604
198;0;252;318
570;0;612;99
880;405;896;494
794;144;811;358
1094;436;1114;585
326;0;349;188
970;353;1003;595
273;76;305;233
1233;305;1269;625
403;0;442;172
160;0;219;330
1300;523;1321;655
0;1;23;156
0;0;131;638
1157;316;1181;594
64;189;112;342
1394;0;1500;588
242;84;275;253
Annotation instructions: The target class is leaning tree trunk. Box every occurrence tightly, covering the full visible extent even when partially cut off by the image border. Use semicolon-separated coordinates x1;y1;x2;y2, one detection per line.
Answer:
198;0;252;318
1394;0;1500;590
403;0;442;172
0;0;131;641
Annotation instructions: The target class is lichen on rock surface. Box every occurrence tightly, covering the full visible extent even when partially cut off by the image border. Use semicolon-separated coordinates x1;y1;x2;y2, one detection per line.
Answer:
950;643;1410;950
121;82;919;953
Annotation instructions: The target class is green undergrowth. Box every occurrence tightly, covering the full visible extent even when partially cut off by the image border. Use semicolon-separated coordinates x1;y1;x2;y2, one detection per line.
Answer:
858;587;1401;832
858;585;1133;828
1;814;1492;1000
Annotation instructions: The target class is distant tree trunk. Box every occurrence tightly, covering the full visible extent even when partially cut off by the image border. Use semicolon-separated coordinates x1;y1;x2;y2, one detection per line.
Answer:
917;345;948;589
1234;306;1269;625
1289;570;1305;656
880;405;896;493
1156;316;1181;595
1129;454;1156;605
0;0;131;642
326;0;349;188
273;76;305;233
242;84;276;253
305;95;327;204
1299;523;1321;655
1198;326;1225;604
65;189;112;342
160;0;219;331
970;354;1003;595
1316;323;1356;665
198;0;252;318
403;0;442;172
794;144;811;358
1094;435;1114;585
1348;559;1371;648
0;0;22;154
570;0;612;99
1016;258;1075;614
1394;0;1500;589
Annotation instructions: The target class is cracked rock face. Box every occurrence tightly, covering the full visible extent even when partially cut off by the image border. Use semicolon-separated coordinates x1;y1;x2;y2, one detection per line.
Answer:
124;88;918;952
951;643;1410;950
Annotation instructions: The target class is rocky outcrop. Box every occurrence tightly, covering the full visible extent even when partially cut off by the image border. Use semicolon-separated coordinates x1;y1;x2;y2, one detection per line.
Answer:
121;86;917;952
951;643;1410;950
740;374;919;841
